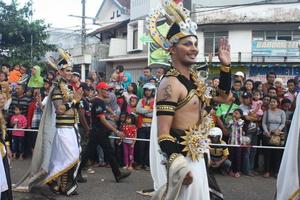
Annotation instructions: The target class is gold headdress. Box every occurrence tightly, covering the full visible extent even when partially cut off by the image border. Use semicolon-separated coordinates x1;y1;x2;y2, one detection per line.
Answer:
46;48;73;71
147;0;198;51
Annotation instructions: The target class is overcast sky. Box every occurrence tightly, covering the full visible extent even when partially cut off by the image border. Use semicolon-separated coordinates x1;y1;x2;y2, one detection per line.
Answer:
3;0;103;31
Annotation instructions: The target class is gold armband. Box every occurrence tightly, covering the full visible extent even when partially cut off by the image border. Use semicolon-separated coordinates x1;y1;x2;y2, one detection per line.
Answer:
220;64;230;73
158;134;176;143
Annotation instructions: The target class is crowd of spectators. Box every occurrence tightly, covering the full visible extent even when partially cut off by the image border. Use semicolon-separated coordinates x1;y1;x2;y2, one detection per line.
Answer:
0;62;299;180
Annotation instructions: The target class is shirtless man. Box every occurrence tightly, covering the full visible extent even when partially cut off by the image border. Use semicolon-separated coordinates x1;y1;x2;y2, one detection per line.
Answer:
155;36;231;199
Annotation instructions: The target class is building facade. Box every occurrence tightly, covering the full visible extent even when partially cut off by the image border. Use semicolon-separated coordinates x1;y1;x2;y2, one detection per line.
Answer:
192;0;300;79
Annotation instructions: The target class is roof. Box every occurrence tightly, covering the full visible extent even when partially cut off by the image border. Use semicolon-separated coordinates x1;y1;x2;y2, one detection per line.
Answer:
115;0;130;9
88;20;129;36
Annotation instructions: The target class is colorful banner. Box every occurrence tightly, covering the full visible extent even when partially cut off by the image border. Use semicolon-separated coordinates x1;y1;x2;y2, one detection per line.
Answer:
252;40;300;57
148;23;170;66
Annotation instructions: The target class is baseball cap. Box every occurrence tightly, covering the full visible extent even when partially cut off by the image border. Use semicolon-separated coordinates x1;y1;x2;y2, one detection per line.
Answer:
96;82;110;90
72;72;80;77
234;71;245;78
241;92;252;99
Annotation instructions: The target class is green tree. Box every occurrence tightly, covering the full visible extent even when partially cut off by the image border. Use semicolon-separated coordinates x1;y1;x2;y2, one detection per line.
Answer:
0;0;55;66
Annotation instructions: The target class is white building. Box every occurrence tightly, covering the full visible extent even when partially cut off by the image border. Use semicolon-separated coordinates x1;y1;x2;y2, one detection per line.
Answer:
88;0;300;80
192;0;300;77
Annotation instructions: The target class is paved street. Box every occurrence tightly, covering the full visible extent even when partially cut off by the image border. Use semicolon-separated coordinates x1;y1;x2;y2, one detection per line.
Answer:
10;159;276;200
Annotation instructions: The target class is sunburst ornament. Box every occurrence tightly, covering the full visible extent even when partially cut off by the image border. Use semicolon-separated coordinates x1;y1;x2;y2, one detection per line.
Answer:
180;115;213;161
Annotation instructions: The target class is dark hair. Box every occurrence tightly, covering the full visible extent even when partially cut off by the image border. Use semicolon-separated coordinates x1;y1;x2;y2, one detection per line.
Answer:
281;98;291;104
116;65;124;72
253;90;261;96
17;83;26;90
144;66;151;71
254;81;262;90
158;66;168;74
268;87;276;92
287;79;296;85
270;96;279;105
234;108;243;116
266;72;276;79
14;104;22;111
126;113;136;125
245;79;254;85
1;64;10;68
212;77;219;81
129;82;138;95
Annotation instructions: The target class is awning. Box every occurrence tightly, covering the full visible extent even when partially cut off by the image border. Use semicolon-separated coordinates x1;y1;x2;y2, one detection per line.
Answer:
88;20;129;36
99;55;147;62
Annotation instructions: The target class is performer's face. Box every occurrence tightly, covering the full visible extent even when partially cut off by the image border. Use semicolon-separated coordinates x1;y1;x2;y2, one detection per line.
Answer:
170;36;198;66
60;68;72;81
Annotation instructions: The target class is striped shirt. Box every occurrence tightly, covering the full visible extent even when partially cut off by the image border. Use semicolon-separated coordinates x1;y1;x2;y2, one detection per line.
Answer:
9;94;32;117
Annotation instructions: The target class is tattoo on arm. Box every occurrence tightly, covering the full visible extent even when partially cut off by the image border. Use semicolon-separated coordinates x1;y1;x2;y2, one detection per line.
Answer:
161;84;172;101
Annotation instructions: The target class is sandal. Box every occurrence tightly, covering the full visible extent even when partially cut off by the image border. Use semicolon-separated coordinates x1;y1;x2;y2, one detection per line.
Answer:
87;168;95;174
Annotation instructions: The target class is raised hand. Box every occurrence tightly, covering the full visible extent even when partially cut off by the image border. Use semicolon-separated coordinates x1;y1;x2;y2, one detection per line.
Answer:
218;38;231;66
73;88;83;103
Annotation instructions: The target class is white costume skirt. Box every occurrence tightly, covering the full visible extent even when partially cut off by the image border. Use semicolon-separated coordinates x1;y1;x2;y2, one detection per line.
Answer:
178;157;210;200
44;127;80;183
0;156;8;197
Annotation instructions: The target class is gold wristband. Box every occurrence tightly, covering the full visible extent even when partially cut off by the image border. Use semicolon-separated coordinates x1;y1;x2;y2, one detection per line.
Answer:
5;142;10;146
220;64;230;73
158;134;176;143
169;153;181;165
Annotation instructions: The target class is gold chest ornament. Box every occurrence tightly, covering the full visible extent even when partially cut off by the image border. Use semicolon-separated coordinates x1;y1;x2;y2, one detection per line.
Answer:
181;114;214;161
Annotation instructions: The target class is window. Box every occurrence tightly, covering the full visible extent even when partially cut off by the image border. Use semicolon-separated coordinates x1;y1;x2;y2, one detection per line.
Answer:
292;31;300;41
277;31;292;41
127;20;144;52
253;31;264;41
204;32;228;56
132;28;138;50
252;31;295;41
266;31;276;40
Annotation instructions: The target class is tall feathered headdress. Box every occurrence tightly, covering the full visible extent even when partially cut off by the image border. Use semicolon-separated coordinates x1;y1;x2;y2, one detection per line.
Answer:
147;0;197;51
46;48;73;71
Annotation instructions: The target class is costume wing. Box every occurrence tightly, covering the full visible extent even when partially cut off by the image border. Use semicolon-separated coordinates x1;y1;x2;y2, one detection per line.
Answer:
14;87;57;191
150;95;167;190
276;94;300;200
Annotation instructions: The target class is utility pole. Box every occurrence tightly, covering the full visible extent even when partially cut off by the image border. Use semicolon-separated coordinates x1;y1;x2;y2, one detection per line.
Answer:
30;0;33;65
81;0;86;52
81;0;86;81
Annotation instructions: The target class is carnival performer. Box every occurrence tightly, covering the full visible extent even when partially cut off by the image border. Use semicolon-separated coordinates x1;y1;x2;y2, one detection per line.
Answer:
14;49;81;196
0;93;13;200
149;1;232;199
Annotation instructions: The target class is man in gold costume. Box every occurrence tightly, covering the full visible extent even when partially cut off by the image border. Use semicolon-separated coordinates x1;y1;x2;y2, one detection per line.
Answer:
14;49;81;196
149;1;231;199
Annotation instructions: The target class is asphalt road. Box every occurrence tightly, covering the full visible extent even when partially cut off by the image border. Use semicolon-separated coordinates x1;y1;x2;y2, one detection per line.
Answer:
10;159;276;200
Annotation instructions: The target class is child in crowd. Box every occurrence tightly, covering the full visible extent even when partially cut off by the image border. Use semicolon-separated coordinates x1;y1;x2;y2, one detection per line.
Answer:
121;114;137;170
208;127;231;175
8;64;22;84
274;78;286;100
126;95;138;116
231;80;242;105
227;109;244;178
250;90;263;117
10;105;27;160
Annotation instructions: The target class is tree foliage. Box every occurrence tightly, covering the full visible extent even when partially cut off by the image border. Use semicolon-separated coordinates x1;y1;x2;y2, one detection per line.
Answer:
0;0;55;66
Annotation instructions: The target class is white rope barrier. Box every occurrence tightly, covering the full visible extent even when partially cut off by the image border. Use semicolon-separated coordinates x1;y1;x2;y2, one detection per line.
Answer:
6;128;285;149
7;128;38;132
108;136;285;149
